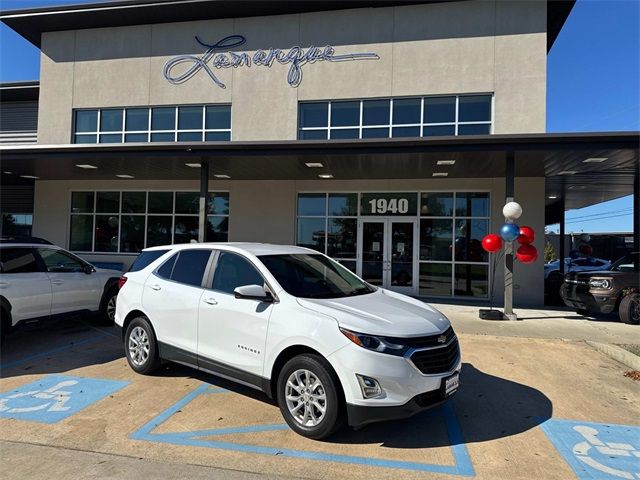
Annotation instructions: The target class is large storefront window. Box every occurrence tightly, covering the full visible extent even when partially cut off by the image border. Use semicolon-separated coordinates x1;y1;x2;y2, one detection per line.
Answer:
296;191;489;298
73;105;231;144
69;191;229;253
298;95;492;140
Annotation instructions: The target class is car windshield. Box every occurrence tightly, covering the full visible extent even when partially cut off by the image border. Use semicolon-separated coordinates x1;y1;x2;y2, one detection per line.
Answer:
259;254;375;299
610;252;639;272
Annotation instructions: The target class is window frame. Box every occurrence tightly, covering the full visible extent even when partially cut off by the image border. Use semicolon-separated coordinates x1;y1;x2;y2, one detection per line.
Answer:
0;247;44;274
153;249;214;288
68;190;230;255
207;250;270;297
298;94;493;140
72;104;232;144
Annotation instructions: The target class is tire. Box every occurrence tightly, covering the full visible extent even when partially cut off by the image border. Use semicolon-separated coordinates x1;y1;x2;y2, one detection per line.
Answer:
124;316;161;374
0;307;11;346
576;309;590;316
619;293;640;325
98;286;118;326
276;354;345;440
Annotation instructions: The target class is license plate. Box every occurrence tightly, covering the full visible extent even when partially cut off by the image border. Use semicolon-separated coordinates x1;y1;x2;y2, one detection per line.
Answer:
444;373;459;397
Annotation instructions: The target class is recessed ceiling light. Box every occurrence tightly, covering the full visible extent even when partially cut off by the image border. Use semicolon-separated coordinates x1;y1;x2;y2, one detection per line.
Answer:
568;185;586;190
305;162;324;168
558;170;577;175
20;175;39;179
548;195;558;199
76;164;98;169
432;172;448;177
3;171;12;174
318;174;334;179
583;157;607;163
437;160;456;165
185;163;201;168
116;174;134;179
214;174;231;179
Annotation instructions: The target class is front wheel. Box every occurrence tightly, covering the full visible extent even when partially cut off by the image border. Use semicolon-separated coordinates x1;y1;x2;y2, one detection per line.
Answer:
619;293;640;325
124;316;161;374
277;354;345;440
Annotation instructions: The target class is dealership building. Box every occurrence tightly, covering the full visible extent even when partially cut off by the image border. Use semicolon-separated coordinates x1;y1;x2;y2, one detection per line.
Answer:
0;0;638;307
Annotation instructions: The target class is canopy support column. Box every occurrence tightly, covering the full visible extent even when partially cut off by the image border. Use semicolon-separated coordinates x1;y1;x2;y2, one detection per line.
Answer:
198;158;209;243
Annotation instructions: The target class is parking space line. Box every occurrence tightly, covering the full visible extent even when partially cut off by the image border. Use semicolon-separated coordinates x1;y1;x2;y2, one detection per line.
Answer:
1;332;111;370
131;382;476;476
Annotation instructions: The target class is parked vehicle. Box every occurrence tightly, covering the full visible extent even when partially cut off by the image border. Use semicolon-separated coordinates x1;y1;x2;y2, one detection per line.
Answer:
560;252;639;324
0;243;122;340
115;243;460;439
544;256;611;279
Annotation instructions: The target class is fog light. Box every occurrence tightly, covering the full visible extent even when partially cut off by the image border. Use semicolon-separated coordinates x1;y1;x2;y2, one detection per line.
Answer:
356;374;383;399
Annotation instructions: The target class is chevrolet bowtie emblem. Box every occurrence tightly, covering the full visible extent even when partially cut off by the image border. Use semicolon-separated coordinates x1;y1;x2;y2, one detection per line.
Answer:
437;335;447;344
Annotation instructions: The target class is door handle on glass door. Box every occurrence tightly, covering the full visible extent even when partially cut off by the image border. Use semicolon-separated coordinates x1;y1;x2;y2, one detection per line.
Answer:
203;297;218;305
149;284;161;291
51;279;64;285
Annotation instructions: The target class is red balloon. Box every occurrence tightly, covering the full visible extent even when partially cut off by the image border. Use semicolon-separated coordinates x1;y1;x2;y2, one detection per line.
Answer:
516;244;538;264
579;244;593;256
517;226;535;245
481;234;503;253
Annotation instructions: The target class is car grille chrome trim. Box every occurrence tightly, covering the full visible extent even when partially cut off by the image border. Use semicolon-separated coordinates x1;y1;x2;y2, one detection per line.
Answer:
405;335;461;376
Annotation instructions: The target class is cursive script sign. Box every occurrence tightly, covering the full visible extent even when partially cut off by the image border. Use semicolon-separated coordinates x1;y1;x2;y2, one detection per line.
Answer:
163;35;379;88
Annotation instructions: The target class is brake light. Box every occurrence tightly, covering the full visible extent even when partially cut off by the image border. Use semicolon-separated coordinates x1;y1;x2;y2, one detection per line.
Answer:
118;276;128;289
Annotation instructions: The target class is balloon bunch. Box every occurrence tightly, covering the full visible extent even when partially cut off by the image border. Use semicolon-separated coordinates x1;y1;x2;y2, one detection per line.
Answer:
481;202;538;264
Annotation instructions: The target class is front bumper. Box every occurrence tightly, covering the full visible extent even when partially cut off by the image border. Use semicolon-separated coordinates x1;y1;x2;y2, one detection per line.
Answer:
346;379;457;427
560;283;616;314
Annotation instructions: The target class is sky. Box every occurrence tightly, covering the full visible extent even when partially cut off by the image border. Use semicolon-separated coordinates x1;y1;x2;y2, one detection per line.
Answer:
0;0;638;234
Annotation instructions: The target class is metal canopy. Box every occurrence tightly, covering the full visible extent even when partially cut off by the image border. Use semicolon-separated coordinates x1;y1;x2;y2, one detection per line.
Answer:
1;132;637;215
0;0;574;51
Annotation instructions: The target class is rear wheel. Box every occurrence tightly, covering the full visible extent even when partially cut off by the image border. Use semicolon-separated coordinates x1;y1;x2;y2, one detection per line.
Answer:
124;316;161;374
98;286;118;325
619;293;640;325
276;354;345;440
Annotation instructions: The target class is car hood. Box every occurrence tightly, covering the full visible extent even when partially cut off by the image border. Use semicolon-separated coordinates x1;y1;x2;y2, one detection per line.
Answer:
296;288;451;337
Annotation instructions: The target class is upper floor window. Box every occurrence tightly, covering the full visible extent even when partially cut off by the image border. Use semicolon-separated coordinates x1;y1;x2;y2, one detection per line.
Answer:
298;95;492;140
73;105;231;144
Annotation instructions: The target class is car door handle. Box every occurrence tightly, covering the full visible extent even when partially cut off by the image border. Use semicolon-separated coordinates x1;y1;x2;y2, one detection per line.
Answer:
51;279;64;285
203;297;218;305
149;284;161;291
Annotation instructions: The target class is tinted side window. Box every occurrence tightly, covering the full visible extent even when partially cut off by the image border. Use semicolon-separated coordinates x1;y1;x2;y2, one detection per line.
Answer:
170;250;211;287
38;248;85;273
129;250;169;272
0;248;40;274
211;252;264;295
156;253;178;280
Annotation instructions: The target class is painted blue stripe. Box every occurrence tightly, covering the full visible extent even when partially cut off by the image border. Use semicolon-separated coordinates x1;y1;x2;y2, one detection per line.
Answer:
1;332;111;370
131;382;476;476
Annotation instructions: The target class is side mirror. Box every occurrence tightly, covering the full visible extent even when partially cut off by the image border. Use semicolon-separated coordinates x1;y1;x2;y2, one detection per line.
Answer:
234;284;273;303
83;263;96;274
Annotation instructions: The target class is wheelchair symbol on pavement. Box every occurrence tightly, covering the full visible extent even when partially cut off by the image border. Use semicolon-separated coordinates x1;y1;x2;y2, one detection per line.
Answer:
572;425;640;480
0;375;129;424
0;380;78;414
542;418;640;480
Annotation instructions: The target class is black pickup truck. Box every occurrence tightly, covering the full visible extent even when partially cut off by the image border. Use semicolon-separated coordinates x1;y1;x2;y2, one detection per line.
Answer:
560;252;639;325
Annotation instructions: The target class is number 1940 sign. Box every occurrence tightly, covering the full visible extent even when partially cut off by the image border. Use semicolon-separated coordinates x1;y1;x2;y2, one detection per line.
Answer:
360;193;417;216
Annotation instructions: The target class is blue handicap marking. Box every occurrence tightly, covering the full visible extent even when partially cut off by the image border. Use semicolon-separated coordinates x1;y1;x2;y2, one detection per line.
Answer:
0;374;129;424
541;418;640;480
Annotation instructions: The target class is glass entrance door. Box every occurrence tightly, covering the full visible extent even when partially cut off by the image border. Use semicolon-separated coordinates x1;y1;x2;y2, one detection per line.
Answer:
358;218;417;295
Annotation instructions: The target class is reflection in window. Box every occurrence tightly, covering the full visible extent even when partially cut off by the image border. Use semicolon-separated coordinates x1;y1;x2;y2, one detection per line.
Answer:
419;219;452;261
419;263;452;296
454;264;488;297
296;218;326;253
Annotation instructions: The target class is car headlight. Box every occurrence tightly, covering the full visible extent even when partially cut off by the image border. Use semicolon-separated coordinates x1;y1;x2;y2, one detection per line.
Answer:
339;328;409;356
589;278;612;289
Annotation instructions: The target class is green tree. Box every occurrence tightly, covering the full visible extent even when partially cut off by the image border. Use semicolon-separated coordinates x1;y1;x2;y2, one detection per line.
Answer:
544;241;558;263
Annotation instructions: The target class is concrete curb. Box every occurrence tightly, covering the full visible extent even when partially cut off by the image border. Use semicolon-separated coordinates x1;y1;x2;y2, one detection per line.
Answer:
586;341;640;371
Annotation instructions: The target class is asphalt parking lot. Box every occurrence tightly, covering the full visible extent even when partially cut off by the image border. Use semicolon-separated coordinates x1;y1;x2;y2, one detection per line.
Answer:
0;315;638;480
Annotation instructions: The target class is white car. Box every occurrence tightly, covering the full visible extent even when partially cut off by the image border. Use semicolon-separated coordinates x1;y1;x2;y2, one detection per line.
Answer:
544;256;611;279
115;243;460;439
0;242;122;340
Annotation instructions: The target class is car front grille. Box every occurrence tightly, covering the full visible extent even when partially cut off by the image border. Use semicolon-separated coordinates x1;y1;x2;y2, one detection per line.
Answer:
409;336;460;375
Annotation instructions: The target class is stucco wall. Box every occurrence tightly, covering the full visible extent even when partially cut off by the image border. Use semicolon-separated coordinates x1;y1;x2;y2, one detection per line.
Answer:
32;177;543;306
37;0;547;143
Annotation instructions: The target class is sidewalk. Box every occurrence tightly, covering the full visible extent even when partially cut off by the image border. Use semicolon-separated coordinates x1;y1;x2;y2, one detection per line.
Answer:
431;303;639;345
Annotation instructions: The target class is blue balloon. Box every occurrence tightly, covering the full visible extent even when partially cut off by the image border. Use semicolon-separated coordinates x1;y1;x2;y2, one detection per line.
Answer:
500;223;520;242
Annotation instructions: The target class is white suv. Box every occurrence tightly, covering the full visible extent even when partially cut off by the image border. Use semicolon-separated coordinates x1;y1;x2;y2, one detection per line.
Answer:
116;243;461;439
0;242;122;340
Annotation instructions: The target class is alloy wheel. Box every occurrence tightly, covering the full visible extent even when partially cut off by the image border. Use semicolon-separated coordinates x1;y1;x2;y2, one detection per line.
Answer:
285;369;327;427
106;295;117;322
128;326;150;367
